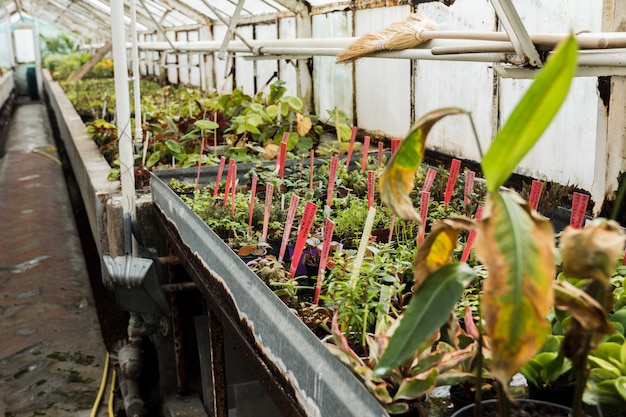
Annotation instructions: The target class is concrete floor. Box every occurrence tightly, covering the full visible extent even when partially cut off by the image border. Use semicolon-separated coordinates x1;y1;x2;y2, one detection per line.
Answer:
0;100;109;416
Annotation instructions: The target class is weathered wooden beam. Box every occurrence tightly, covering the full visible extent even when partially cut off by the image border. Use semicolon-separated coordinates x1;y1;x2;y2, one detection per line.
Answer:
69;41;112;82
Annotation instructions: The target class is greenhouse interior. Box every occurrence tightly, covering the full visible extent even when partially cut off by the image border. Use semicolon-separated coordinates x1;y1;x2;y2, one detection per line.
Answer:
3;0;626;416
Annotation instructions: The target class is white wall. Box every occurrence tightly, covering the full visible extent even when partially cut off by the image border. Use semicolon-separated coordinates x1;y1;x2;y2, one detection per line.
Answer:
312;11;353;124
414;0;496;162
152;0;618;211
354;6;412;137
278;17;298;97
497;0;605;206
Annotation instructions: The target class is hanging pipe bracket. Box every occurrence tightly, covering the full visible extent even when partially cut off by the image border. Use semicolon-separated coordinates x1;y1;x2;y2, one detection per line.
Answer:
218;0;247;60
489;0;542;67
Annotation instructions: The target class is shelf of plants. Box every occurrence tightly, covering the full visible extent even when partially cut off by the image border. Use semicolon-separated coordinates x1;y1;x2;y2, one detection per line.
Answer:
151;164;394;417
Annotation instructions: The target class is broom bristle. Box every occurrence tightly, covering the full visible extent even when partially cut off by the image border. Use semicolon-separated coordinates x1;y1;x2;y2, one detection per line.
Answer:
336;12;437;63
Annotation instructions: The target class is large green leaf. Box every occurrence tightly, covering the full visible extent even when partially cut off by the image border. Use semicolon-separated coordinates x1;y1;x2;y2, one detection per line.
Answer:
194;120;219;131
380;108;466;221
165;139;184;156
374;262;476;375
477;191;555;386
481;35;578;192
393;369;439;401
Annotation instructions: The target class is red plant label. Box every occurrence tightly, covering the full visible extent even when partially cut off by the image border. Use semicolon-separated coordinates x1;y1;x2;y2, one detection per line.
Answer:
378;141;384;169
223;159;236;206
461;205;483;263
326;156;339;208
367;170;375;209
289;202;318;278
570;192;589;229
418;191;430;244
314;218;336;304
464;170;475;205
391;138;400;155
345;126;358;168
444;158;461;205
423;167;437;193
230;164;237;215
278;132;289;179
248;173;258;228
279;194;301;262
261;183;274;242
213;156;226;197
529;180;544;211
361;136;371;171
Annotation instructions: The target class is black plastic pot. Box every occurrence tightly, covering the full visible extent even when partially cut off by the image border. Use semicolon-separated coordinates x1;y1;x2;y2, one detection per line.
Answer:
527;383;575;407
449;384;497;412
451;399;574;417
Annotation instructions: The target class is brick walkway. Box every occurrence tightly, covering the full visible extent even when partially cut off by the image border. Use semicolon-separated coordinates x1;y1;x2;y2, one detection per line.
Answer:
0;102;108;416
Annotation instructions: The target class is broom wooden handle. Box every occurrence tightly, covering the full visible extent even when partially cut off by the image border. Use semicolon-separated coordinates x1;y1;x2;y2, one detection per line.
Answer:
420;31;626;49
431;43;516;55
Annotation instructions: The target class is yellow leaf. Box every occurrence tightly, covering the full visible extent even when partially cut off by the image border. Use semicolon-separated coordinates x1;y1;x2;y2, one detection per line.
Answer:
296;113;312;136
413;217;475;292
476;190;555;387
264;143;280;160
553;280;613;334
560;219;625;283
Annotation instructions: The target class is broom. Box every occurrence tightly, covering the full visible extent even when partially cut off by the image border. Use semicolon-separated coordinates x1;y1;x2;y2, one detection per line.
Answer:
337;12;626;64
336;12;437;63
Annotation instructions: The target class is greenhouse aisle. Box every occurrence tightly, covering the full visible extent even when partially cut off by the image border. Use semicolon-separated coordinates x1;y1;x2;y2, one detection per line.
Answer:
0;101;109;416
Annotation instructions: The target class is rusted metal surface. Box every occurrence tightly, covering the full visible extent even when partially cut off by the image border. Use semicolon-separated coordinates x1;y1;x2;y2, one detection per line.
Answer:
209;311;228;417
169;285;189;394
151;170;389;417
154;206;307;417
194;314;228;416
353;0;410;10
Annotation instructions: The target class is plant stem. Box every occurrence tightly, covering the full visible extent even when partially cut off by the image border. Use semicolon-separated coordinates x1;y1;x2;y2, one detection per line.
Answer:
571;338;590;417
497;381;511;417
335;107;341;143
474;332;483;417
467;112;483;160
474;272;484;417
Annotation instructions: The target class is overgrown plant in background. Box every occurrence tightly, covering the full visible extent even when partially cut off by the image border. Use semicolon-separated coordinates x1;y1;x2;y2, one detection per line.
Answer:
372;35;621;417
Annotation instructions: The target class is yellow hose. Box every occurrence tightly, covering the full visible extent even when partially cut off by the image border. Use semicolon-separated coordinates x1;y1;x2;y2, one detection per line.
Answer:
90;351;110;417
31;146;62;165
108;370;117;417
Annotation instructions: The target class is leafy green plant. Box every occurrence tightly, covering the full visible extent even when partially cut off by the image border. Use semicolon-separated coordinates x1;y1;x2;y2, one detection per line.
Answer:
584;307;626;410
520;335;574;391
326;312;475;415
374;35;592;417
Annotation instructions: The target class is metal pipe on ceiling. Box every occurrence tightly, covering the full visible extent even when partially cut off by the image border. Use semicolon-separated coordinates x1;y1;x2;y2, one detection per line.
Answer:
196;0;254;52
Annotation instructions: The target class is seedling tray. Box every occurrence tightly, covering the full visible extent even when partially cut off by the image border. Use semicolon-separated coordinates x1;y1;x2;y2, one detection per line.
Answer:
150;167;389;417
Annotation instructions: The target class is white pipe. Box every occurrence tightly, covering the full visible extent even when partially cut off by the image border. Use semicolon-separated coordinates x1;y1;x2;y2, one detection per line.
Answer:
130;0;143;146
130;37;626;67
110;0;135;219
4;2;14;67
33;15;42;98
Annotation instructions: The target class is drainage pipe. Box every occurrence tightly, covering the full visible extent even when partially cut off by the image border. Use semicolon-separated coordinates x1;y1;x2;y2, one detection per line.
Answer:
110;0;135;219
